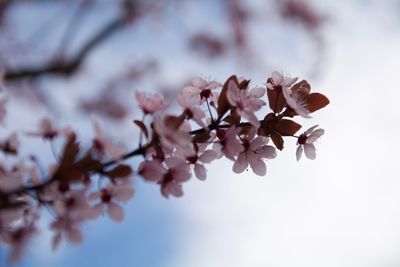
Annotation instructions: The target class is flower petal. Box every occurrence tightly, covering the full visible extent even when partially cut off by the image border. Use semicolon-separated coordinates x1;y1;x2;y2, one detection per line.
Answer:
296;145;303;161
232;152;248;173
248;151;266;176
107;202;124;222
304;143;316;160
194;164;207;180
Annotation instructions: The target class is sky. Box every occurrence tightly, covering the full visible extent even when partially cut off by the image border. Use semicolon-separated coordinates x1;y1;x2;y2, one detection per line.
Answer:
3;0;400;266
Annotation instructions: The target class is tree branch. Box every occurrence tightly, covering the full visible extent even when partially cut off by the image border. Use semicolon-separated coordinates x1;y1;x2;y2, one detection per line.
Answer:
4;4;136;82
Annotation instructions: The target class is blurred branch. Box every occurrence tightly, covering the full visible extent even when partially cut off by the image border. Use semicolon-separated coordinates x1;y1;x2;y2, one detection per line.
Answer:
4;1;137;82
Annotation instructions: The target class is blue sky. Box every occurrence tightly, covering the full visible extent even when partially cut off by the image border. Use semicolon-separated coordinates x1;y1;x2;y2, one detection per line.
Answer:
3;0;400;266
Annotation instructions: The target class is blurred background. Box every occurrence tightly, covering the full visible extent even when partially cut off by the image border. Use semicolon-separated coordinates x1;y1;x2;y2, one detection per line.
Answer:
1;0;400;266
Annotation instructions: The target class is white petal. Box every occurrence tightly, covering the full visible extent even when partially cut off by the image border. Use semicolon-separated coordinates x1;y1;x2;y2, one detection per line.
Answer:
194;164;207;180
257;145;277;159
307;129;325;143
232;152;248;173
107;202;124;222
304;143;316;160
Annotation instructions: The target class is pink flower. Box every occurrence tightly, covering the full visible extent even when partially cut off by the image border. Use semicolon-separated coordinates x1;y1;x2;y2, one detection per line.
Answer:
138;159;166;182
158;156;191;198
50;216;83;250
153;116;194;156
92;119;125;160
5;224;37;262
212;127;244;161
266;71;298;91
296;125;324;161
282;86;311;118
182;77;221;104
177;94;207;128
26;118;64;140
184;147;218;180
226;79;266;127
53;190;97;220
89;184;134;222
135;91;168;115
232;129;276;176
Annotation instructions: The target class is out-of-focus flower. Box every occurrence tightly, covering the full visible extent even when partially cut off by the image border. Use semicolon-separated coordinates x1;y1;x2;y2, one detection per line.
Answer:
226;79;266;126
296;125;324;161
183;146;218;180
153;115;194;156
138;159;166;182
0;132;19;154
92;119;125;160
177;94;206;128
232;129;276;176
50;216;83;250
89;184;134;222
135;91;168;115
159;156;191;198
26;118;64;140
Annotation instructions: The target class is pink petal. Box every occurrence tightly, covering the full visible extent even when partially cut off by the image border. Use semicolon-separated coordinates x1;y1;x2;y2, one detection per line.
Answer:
199;150;218;163
249;87;265;98
296;145;303;161
257;145;276;159
194;164;207;180
67;227;83;244
226;80;239;106
232;152;248;174
248;151;266;176
304;143;316;160
113;187;134;202
107;202;124;222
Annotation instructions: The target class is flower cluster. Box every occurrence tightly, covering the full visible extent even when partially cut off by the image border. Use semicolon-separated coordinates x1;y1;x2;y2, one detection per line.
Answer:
0;72;329;261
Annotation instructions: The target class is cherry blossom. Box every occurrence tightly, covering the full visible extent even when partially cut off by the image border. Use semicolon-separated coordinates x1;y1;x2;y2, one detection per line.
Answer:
213;127;244;161
50;215;84;250
233;129;277;176
182;77;221;104
92;119;125;160
153;115;194;155
177;94;207;128
296;125;325;161
226;79;266;126
89;184;134;222
159;156;191;198
138;159;166;182
266;71;298;91
183;147;218;180
135;91;168;115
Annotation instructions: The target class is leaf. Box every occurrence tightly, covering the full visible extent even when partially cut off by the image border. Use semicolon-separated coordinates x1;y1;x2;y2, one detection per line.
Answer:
267;88;286;113
223;110;241;125
305;93;330;113
192;131;211;143
275;119;302;136
75;152;102;172
104;164;132;178
133;120;148;138
238;79;250;90
217;75;238;119
165;115;185;130
270;132;284;150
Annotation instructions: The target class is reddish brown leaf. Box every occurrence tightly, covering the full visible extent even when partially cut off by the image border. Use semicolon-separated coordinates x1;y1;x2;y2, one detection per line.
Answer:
104;164;132;178
133;120;148;138
270;132;284;150
275;119;302;136
305;93;330;113
165;115;185;130
267;89;286;113
193;131;211;143
238;79;250;90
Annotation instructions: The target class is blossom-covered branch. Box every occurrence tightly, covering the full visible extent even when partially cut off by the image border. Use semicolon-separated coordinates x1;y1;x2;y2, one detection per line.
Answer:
0;71;329;262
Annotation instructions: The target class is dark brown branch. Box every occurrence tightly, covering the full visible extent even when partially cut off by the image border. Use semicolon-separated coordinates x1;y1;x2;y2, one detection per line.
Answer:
4;4;136;82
